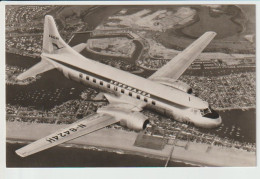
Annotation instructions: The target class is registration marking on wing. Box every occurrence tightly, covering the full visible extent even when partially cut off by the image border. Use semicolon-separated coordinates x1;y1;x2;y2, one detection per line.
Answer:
46;123;87;143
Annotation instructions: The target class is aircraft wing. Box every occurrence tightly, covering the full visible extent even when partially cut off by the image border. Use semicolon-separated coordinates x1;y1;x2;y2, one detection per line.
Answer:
15;113;119;157
148;31;216;80
15;93;147;158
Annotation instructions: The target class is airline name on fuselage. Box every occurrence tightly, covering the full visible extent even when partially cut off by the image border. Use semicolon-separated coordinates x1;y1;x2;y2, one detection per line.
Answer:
110;80;151;97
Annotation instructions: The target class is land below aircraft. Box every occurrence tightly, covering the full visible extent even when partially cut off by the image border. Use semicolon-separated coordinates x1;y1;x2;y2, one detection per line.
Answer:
15;15;221;157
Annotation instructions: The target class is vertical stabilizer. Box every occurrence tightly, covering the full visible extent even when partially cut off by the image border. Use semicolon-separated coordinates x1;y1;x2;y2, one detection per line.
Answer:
42;15;68;53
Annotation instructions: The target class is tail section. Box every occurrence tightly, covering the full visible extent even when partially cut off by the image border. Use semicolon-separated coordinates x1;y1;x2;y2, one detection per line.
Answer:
42;15;68;53
17;15;86;81
17;15;64;80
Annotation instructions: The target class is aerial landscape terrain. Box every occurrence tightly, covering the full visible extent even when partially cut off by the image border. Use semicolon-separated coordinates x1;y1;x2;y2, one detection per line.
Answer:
5;5;256;167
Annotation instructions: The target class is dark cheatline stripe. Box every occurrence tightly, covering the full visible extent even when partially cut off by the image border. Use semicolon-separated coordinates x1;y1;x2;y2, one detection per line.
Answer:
50;58;111;82
49;57;185;109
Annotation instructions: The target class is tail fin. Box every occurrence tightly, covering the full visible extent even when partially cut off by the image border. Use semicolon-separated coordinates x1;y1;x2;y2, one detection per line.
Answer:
17;15;85;81
42;15;68;53
17;15;63;80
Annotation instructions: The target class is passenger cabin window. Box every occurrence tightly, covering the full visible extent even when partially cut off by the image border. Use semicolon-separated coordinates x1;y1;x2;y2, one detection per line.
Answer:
144;98;148;102
86;76;89;80
100;81;103;86
121;89;124;94
107;84;110;88
129;92;132;96
152;101;156;105
79;73;83;78
137;95;140;100
93;79;96;83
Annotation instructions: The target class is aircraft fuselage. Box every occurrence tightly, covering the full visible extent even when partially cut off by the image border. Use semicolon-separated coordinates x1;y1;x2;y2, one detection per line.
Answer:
43;52;221;128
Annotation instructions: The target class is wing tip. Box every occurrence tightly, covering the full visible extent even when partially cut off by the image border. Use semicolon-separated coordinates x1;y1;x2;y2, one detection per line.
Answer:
205;31;217;37
16;74;26;81
15;149;27;157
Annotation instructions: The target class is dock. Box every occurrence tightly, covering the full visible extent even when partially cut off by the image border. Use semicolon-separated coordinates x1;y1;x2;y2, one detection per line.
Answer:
165;131;181;167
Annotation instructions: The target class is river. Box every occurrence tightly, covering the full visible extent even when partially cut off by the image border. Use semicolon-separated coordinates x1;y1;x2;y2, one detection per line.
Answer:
181;5;243;39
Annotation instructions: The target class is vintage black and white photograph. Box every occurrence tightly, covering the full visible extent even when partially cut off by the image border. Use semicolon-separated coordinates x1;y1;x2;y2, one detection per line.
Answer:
5;4;256;167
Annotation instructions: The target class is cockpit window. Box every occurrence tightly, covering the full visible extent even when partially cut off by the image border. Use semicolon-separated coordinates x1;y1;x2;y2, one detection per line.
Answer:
200;107;211;116
202;106;220;119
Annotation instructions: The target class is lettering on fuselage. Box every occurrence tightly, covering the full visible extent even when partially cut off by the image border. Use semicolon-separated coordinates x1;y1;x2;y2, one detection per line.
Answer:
49;34;59;40
50;57;154;102
110;80;151;98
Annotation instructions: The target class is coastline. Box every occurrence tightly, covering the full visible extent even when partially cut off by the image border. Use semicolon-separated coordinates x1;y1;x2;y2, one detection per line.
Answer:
215;106;255;111
6;139;198;167
6;121;256;167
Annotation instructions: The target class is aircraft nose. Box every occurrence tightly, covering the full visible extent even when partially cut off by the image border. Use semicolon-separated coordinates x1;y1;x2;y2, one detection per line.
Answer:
207;115;222;128
213;116;222;127
217;116;222;124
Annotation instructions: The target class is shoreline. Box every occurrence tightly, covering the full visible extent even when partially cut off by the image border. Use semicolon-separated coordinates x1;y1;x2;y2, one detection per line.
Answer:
6;121;256;167
215;106;255;111
6;139;199;167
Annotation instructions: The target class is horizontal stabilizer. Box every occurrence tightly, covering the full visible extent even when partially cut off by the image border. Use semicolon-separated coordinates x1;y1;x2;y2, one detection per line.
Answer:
72;43;87;53
15;114;118;157
17;58;55;81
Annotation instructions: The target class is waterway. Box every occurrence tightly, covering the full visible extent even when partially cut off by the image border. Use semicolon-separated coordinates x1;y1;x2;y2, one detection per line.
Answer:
82;5;244;40
68;32;256;79
181;5;244;39
70;32;143;65
198;109;256;143
6;53;87;110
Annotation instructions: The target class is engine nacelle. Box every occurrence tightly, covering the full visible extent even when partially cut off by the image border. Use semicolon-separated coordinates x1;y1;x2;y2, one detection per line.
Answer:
170;81;192;94
152;77;192;94
119;112;150;131
97;107;149;131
